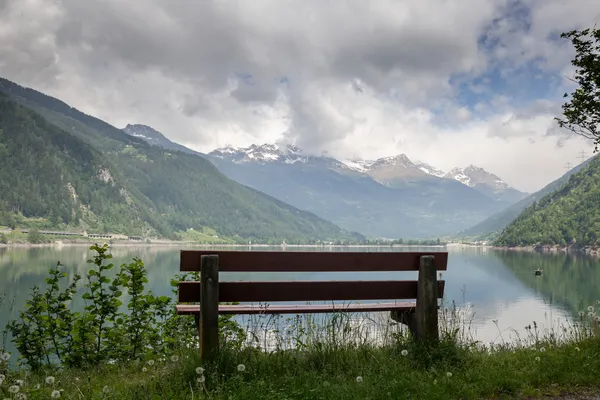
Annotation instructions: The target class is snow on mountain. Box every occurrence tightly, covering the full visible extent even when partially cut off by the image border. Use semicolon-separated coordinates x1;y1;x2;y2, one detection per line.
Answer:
210;144;520;196
414;162;446;178
210;144;307;164
444;165;511;190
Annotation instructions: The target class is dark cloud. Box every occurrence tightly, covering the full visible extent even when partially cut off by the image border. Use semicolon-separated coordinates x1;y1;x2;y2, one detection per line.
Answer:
0;0;599;191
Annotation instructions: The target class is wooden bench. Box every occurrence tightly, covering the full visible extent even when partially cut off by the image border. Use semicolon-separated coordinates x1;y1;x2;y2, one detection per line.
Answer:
176;250;448;361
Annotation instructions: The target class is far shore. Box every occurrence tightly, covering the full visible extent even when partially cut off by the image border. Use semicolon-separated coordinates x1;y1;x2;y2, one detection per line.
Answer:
2;240;598;257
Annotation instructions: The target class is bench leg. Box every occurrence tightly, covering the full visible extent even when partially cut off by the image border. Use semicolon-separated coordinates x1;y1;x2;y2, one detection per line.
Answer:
200;255;220;363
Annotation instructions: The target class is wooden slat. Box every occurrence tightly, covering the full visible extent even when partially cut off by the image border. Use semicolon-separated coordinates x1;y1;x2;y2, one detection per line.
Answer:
176;301;418;315
180;251;448;272
179;280;445;303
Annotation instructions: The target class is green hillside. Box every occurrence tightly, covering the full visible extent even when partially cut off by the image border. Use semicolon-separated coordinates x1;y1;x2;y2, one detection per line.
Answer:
494;155;600;247
459;157;595;241
0;80;362;243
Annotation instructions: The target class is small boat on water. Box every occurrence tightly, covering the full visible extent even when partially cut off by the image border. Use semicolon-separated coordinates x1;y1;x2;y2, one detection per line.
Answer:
534;268;543;276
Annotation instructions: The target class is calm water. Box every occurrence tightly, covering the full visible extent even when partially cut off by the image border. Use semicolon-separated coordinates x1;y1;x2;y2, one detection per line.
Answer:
1;245;599;355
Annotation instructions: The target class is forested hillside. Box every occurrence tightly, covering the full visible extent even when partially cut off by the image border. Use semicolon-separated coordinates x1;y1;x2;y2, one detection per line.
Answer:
494;155;600;247
460;156;594;241
0;79;362;243
0;94;167;235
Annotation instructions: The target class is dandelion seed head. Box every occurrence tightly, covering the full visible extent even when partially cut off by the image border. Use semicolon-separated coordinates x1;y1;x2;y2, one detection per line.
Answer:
576;347;581;352
171;355;179;362
539;347;546;352
401;349;408;356
0;373;5;381
356;376;363;383
446;372;452;378
142;367;147;372
0;352;9;361
535;356;541;362
8;385;19;393
588;312;595;318
46;376;55;385
102;386;110;394
197;376;205;384
588;305;595;313
16;379;24;386
237;364;246;372
195;367;204;375
51;390;61;399
433;379;437;385
579;311;585;317
15;393;27;400
147;360;155;366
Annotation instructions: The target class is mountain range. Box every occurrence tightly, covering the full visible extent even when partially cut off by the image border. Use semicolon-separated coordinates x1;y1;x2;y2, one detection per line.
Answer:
203;143;527;238
0;77;362;244
8;75;586;243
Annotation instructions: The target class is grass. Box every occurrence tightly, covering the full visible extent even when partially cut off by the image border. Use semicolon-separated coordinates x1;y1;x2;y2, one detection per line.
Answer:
2;303;600;399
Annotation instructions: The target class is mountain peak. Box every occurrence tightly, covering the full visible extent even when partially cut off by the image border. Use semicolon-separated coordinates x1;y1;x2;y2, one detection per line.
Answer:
210;143;308;164
445;165;510;190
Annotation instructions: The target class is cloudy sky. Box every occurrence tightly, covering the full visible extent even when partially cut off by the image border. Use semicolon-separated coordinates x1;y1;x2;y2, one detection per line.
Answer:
2;0;600;192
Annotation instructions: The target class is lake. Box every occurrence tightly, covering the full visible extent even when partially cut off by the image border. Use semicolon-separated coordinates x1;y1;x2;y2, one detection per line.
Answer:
1;245;598;357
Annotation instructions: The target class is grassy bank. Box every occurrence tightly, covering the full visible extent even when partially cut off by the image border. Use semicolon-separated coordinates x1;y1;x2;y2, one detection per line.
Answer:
1;245;600;399
1;320;600;399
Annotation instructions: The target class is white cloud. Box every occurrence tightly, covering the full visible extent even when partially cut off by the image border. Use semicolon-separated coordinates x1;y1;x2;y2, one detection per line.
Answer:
0;0;599;192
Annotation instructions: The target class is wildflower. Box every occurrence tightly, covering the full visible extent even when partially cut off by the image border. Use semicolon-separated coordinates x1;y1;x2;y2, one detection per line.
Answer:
46;376;55;385
197;376;205;384
51;390;61;399
195;367;204;375
535;357;541;362
9;385;19;393
539;347;546;352
446;372;452;378
142;367;147;372
0;352;9;361
237;364;246;372
171;355;179;362
401;349;408;356
16;379;24;386
356;376;363;383
147;360;155;366
103;386;110;394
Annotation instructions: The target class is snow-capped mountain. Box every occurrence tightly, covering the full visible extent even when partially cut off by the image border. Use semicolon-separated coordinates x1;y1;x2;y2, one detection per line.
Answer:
415;162;446;178
444;165;510;190
444;165;525;203
210;144;350;170
211;144;307;164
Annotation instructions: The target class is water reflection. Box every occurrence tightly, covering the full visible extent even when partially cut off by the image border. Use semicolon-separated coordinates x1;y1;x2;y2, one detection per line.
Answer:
0;245;597;355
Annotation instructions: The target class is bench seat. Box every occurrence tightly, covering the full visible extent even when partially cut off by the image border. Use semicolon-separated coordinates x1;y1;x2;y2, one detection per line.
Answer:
176;301;417;315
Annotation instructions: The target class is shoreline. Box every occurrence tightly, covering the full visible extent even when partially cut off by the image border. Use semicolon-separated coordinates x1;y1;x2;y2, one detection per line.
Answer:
0;240;450;249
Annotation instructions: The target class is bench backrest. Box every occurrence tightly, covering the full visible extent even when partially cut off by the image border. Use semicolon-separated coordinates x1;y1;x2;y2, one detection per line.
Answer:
178;251;447;304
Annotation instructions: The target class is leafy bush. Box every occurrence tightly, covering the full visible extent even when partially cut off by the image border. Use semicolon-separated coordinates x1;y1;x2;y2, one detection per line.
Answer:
7;243;245;370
